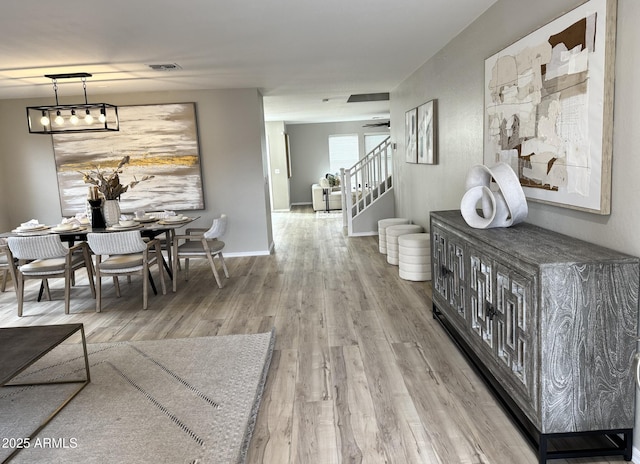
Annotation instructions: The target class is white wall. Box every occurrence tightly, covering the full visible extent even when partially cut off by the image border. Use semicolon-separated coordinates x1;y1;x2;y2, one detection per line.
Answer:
0;88;273;255
287;120;389;204
391;0;640;448
266;121;291;211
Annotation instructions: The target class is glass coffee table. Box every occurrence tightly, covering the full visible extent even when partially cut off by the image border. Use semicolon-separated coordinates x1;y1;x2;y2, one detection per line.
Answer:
0;324;90;462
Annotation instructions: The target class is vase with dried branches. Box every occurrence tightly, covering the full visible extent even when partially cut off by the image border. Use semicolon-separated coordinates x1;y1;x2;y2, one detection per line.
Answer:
80;155;154;226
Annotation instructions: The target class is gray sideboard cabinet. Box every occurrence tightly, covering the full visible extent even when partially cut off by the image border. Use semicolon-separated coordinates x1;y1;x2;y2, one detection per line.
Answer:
430;210;638;464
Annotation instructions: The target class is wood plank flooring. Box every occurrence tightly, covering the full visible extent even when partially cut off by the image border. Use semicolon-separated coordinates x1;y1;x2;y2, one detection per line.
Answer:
0;206;626;463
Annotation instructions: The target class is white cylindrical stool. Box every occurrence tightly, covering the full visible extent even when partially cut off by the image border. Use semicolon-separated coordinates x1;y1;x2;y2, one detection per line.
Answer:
386;224;423;265
378;218;410;254
398;233;432;281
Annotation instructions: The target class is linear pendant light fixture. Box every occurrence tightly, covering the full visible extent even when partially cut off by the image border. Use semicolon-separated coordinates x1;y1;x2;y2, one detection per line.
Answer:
26;72;119;134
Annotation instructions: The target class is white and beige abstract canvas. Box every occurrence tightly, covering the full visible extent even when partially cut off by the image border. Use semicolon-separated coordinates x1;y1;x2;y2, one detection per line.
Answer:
484;0;615;214
53;103;205;216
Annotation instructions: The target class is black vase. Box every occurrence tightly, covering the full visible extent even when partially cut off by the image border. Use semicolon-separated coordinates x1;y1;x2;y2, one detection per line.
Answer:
88;199;106;229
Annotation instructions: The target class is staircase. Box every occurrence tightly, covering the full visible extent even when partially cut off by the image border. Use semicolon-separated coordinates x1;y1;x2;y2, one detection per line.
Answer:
340;136;395;236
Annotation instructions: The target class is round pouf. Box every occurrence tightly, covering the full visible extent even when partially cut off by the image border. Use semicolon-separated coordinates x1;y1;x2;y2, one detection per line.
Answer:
378;218;410;254
398;233;432;281
386;224;424;265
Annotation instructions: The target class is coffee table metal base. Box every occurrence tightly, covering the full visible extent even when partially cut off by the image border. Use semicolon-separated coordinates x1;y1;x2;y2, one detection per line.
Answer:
0;324;90;463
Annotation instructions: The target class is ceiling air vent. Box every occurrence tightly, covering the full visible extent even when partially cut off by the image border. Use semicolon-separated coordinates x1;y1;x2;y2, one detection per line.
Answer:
347;92;390;103
148;63;182;71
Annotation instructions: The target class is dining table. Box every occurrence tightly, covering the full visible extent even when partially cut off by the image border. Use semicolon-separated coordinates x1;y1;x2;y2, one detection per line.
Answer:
1;214;200;296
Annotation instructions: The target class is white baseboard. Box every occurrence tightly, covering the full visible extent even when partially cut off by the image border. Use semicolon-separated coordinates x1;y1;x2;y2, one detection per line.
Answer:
348;231;378;237
224;250;271;257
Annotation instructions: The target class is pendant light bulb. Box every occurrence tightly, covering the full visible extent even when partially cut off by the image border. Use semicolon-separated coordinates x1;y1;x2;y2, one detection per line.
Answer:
98;108;107;123
40;111;50;126
70;109;79;125
54;111;64;126
84;109;93;124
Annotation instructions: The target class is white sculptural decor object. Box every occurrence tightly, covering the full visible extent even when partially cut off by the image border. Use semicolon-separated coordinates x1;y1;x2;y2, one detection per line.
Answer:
460;162;528;229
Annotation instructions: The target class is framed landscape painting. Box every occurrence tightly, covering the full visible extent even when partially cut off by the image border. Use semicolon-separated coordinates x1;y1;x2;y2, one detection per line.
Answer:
53;103;205;216
484;0;616;214
417;99;437;165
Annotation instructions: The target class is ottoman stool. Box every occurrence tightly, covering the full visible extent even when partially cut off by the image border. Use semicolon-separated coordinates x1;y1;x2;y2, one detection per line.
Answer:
398;233;432;281
386;224;424;265
378;218;410;254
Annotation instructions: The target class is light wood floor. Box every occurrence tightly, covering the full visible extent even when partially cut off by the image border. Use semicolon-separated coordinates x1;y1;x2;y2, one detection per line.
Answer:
0;206;626;463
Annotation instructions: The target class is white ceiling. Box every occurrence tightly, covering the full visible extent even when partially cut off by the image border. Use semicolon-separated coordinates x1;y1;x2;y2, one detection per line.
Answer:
0;0;497;124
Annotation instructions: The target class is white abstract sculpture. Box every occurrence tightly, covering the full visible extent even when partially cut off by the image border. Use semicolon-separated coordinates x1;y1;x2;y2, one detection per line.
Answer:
460;162;528;229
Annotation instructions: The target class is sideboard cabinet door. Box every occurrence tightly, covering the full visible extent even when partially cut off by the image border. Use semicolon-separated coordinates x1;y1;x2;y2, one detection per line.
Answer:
466;248;540;424
432;225;467;327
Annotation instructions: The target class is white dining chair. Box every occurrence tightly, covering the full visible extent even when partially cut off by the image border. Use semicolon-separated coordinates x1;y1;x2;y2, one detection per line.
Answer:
6;234;96;316
0;239;17;292
87;230;166;311
172;214;229;292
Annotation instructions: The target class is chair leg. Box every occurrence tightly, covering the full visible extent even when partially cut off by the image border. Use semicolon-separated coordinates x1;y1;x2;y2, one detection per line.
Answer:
156;248;167;296
1;269;7;292
218;252;230;278
95;258;103;312
64;268;71;315
84;251;96;298
16;273;25;317
206;252;223;289
185;258;190;280
166;229;175;271
172;242;179;293
142;265;149;310
113;276;121;297
6;261;18;294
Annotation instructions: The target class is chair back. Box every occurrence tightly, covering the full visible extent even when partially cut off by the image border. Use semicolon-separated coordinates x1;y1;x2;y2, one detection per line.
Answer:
204;214;227;239
87;231;147;255
7;235;68;260
0;239;13;266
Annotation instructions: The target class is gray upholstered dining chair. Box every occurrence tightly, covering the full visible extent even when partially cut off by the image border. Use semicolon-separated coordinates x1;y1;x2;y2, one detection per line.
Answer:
87;230;166;311
6;234;96;316
171;214;229;292
0;238;17;292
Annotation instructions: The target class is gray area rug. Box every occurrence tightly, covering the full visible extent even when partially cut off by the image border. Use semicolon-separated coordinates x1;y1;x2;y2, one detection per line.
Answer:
0;330;275;464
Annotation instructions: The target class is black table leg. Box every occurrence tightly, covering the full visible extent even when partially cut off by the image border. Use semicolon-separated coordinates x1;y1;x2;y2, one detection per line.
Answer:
148;272;157;295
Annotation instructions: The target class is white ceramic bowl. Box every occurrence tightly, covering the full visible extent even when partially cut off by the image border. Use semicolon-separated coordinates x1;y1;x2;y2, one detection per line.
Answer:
164;215;184;223
119;220;137;227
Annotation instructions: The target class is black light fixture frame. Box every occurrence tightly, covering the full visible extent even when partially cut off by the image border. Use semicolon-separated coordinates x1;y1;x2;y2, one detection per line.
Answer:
26;72;119;135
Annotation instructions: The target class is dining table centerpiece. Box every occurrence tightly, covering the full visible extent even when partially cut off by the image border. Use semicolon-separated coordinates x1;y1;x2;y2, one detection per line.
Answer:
80;155;154;226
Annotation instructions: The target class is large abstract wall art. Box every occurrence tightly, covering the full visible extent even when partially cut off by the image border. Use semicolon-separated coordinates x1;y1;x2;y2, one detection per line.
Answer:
53;103;205;216
484;0;616;214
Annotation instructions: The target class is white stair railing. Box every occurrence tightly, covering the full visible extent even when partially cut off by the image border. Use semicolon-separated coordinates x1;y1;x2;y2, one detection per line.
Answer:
340;136;392;229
